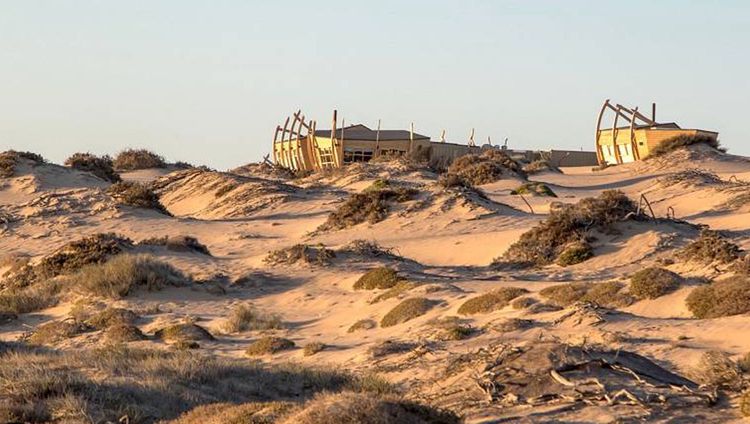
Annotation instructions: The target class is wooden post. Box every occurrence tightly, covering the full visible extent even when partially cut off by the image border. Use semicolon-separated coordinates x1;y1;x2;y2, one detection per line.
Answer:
595;99;610;165
652;103;656;123
440;129;446;143
487;136;492;146
611;105;623;164
469;128;475;146
331;110;337;142
375;119;381;155
408;122;414;153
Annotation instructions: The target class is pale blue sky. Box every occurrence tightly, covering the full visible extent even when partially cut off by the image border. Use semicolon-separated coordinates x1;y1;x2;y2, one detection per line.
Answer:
1;1;748;169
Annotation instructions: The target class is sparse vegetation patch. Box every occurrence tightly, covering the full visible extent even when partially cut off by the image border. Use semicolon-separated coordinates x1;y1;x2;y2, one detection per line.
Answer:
220;304;282;333
71;254;188;298
108;181;171;215
139;235;211;255
457;287;528;315
245;336;295;356
446;149;525;185
678;230;741;264
510;182;557;197
113;148;167;170
540;281;633;308
630;267;682;299
318;185;418;231
265;244;335;266
65;152;121;182
155;323;215;343
686;275;750;318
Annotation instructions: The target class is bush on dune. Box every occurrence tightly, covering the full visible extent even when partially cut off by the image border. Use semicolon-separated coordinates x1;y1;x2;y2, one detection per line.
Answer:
107;181;171;215
629;267;682;299
64;153;121;183
647;134;723;158
686;275;750;318
319;185;418;231
380;298;435;327
678;230;741;265
0;150;45;178
353;267;403;290
446;149;525;185
457;287;528;315
113;148;166;170
495;190;636;267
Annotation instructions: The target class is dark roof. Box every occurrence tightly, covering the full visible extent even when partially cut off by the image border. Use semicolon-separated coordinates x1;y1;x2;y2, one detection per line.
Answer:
602;122;682;131
314;124;430;141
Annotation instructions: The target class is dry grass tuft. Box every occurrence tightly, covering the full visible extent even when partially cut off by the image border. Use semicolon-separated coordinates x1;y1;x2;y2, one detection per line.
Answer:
139;235;211;255
353;267;403;290
446;149;525;185
0;279;62;319
71;254;188;298
113;148;166;170
280;391;460;424
105;324;147;343
245;336;296;356
155;323;215;343
457;287;528;315
265;244;335;266
220;304;282;333
107;181;171;215
26;320;91;345
348;319;376;333
686;275;750;318
318;185;418;231
303;342;327;357
510;182;557;197
678;230;741;264
168;401;296;424
648;134;722;158
64;152;121;182
629;267;682;299
496;190;636;266
0;343;390;423
380;298;435;327
556;241;593;267
691;350;742;390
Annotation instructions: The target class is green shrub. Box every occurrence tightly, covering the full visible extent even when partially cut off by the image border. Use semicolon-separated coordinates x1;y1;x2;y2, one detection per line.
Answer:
380;298;435;327
648;134;722;158
510;182;557;197
629;267;682;299
556;241;593;266
220;304;282;333
353;267;402;290
678;230;741;264
457;287;528;315
107;181;171;215
64;153;121;183
245;336;295;356
686;276;750;318
113;149;166;170
496;190;636;266
72;254;188;298
155;323;215;343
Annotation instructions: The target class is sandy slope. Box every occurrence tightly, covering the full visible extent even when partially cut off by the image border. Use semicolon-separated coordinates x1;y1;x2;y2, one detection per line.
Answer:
2;148;750;422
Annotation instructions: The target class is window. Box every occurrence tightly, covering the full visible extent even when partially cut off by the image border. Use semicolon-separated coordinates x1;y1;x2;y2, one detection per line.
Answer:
343;147;374;163
319;148;335;167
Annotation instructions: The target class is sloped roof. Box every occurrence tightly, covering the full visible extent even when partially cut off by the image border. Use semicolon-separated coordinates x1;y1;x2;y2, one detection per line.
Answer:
314;124;430;141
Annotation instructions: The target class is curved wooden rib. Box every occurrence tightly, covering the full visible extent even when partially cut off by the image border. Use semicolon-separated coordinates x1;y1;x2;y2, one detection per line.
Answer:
630;107;640;160
595;99;609;165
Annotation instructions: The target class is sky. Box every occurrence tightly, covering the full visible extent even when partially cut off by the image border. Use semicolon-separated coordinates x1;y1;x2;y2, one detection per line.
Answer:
1;1;749;169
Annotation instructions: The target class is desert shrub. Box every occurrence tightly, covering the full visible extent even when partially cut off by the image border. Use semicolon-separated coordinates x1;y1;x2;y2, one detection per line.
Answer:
630;267;682;299
457;287;528;315
523;159;560;174
348;319;376;333
648;134;722;158
540;283;592;307
488;318;535;332
437;173;471;189
245;336;296;356
4;233;132;289
64;152;121;183
581;281;635;308
734;255;750;275
0;150;45;178
380;298;435;327
26;320;90;345
340;239;398;259
139;235;211;256
85;307;138;330
368;340;417;358
686;276;750;318
742;392;750;417
168;401;296;424
220;304;282;333
678;230;741;264
319;186;418;231
107;181;171;215
511;297;536;309
691;350;742;390
370;281;420;304
155;323;215;343
0;279;62;318
105;324;146;343
265;244;335;266
556;241;593;266
113;148;166;170
71;254;188;298
510;182;557;197
303;342;327;357
446;149;525;185
496;190;636;266
281;391;460;424
429;316;474;341
0;343;390;423
353;267;402;290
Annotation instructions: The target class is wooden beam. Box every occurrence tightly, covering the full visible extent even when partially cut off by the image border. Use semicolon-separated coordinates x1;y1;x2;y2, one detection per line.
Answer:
595;99;609;165
611;106;623;164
